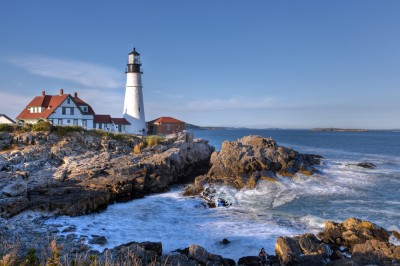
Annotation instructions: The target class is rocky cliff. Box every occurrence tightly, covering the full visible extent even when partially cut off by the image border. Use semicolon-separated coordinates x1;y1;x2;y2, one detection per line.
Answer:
0;130;213;218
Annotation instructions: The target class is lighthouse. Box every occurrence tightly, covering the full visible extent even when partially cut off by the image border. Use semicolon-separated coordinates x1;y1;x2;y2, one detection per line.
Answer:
123;48;146;134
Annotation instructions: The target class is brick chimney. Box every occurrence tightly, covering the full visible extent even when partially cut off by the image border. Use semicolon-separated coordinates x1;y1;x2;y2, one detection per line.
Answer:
74;92;78;98
42;90;45;97
60;89;63;96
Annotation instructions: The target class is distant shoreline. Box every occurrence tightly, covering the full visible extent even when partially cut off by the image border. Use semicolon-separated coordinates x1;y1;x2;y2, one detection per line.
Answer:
310;128;368;132
186;125;399;132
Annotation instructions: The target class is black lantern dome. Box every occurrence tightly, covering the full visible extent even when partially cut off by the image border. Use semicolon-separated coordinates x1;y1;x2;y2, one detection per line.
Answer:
126;47;142;73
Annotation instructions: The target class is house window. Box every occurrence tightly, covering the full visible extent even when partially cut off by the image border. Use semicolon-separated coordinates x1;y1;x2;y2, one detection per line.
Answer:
67;98;70;104
82;120;87;128
70;108;74;115
58;119;62;125
73;119;78;126
166;124;171;131
99;123;102;129
62;107;66;115
82;106;88;112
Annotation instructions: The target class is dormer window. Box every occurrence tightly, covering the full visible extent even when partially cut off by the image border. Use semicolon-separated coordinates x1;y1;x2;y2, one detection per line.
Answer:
29;106;42;113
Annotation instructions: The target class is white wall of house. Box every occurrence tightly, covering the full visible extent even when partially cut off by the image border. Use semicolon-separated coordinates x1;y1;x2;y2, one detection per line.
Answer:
48;97;94;129
93;123;114;131
0;116;14;124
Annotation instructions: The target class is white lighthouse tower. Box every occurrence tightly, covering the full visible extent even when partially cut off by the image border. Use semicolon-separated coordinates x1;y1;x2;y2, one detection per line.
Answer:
123;48;146;134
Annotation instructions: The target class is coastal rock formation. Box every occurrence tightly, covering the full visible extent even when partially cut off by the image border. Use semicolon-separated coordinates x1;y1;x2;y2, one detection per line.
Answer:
273;217;399;265
0;131;213;218
185;135;321;201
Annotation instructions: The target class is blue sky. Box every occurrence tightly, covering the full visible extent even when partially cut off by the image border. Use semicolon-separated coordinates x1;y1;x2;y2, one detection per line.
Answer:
1;1;399;129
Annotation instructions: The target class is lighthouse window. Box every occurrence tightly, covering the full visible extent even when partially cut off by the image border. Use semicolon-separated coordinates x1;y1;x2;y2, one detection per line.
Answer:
138;107;140;113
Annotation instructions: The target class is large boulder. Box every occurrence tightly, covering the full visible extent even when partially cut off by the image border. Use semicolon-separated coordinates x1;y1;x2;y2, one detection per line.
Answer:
274;218;399;265
317;217;390;251
192;135;321;190
275;234;331;265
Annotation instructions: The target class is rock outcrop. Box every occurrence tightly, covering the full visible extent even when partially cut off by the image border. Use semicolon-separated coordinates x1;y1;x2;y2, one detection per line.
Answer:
0;131;213;218
274;218;399;265
185;135;321;203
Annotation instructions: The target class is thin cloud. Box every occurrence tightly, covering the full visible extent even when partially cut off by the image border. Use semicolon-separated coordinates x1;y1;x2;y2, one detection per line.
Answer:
0;91;33;119
6;55;123;89
147;96;278;112
153;90;184;99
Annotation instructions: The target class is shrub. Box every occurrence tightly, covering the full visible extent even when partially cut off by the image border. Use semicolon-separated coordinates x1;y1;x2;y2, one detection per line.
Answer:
0;124;14;132
32;121;52;132
46;240;61;266
133;142;144;154
109;133;130;141
145;135;159;147
24;248;39;266
51;125;82;136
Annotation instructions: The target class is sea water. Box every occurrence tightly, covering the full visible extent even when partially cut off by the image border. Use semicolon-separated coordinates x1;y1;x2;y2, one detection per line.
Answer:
46;129;400;260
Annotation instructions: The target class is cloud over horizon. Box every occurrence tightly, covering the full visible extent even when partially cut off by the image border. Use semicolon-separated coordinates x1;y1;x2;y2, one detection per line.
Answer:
6;55;123;89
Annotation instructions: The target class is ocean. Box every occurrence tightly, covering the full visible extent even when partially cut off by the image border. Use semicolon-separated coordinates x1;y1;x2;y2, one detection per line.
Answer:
45;129;400;260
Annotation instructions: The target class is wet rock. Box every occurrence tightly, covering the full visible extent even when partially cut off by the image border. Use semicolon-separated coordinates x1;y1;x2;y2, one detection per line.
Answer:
220;238;230;245
356;162;376;169
61;225;76;233
89;235;108;245
392;230;400;241
183;184;202;196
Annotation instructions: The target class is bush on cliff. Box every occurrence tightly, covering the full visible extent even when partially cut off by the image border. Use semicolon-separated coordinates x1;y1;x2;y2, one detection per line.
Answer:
32;121;52;132
146;135;159;147
0;124;14;132
51;125;83;136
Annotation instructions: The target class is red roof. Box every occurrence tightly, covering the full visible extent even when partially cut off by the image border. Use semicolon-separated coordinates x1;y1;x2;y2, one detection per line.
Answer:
16;94;69;120
16;92;95;120
151;116;185;124
74;97;95;115
94;114;112;124
111;118;130;125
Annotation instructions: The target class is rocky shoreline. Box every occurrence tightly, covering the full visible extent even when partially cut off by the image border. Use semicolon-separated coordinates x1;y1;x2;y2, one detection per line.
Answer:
1;131;399;265
0;130;212;218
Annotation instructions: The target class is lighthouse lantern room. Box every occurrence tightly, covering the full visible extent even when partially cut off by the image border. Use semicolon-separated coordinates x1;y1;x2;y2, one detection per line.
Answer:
123;47;146;134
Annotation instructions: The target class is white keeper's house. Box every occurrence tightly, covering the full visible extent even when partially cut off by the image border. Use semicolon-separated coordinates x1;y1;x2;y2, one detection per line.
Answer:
16;89;130;132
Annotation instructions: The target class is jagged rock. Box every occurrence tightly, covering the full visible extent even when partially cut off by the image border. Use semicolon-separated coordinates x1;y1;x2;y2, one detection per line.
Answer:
193;135;321;190
238;256;260;266
0;131;213;217
99;241;162;265
317;217;390;251
89;235;108;245
352;239;400;261
188;244;234;266
275;234;331;265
